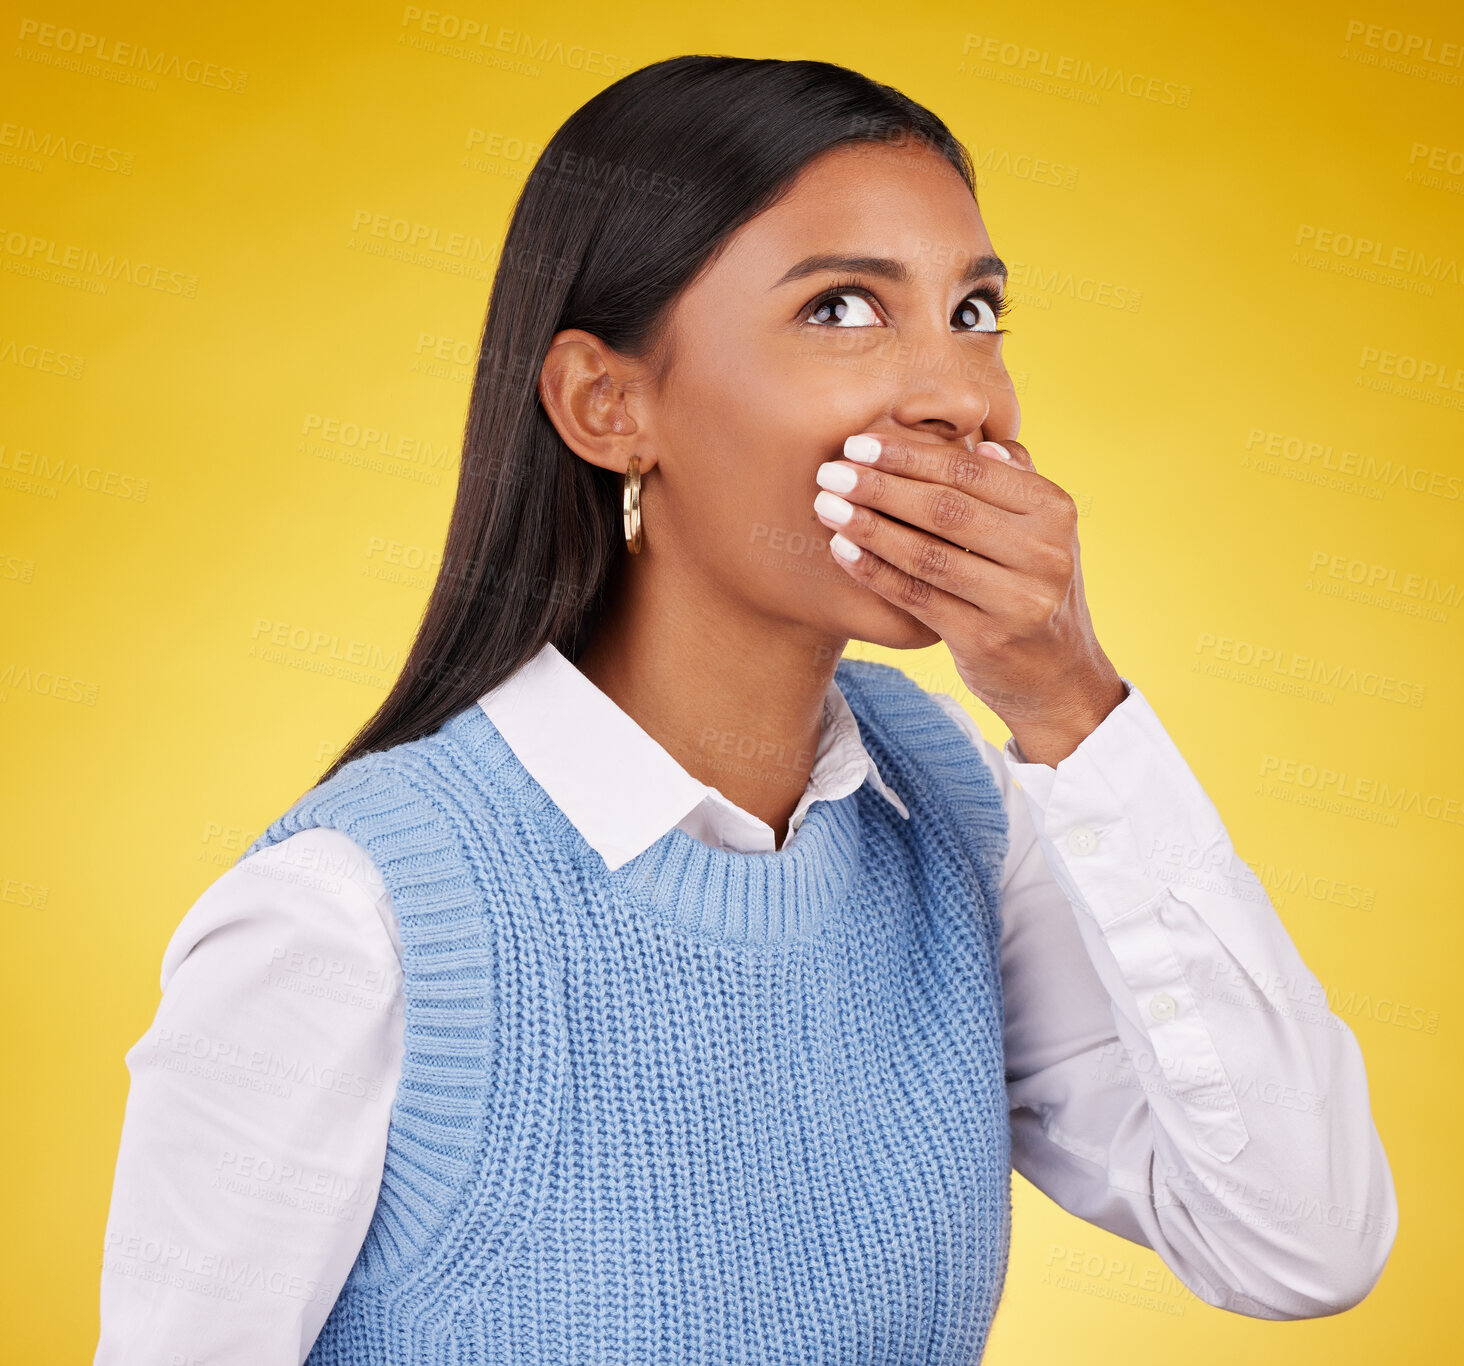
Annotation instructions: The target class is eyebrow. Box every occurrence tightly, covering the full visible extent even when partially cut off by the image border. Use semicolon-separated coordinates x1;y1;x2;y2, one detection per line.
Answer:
770;251;1008;291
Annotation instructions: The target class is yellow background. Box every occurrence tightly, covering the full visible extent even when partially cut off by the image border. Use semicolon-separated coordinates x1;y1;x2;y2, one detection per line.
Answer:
2;0;1460;1359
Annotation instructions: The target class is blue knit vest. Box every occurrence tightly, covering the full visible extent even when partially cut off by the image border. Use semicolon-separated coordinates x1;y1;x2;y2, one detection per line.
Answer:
240;657;1012;1364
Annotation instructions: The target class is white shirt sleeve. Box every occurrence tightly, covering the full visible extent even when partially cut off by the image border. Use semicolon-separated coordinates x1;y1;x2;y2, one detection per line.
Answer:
94;828;407;1366
930;679;1398;1319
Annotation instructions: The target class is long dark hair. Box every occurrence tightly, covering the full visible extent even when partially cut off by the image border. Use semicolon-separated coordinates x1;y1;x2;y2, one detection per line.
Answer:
317;55;975;786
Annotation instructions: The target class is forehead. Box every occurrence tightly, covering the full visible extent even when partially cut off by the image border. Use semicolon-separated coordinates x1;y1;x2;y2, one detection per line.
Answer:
717;139;992;278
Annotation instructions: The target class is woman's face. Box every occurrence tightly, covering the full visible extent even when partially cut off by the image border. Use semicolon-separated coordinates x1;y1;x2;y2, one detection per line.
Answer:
636;136;1021;652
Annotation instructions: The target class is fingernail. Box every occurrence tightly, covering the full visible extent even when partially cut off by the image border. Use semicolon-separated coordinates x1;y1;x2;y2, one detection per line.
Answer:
814;490;854;525
844;434;882;463
975;441;1011;461
829;532;862;561
815;461;858;493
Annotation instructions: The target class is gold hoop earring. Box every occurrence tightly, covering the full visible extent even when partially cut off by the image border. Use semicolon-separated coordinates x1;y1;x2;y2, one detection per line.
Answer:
623;455;643;554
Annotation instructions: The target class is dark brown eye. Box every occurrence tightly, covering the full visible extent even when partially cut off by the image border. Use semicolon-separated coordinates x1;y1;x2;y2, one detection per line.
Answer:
955;296;999;332
807;291;882;327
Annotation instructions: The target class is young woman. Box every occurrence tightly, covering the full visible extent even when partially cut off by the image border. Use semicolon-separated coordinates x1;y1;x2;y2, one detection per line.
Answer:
95;55;1396;1365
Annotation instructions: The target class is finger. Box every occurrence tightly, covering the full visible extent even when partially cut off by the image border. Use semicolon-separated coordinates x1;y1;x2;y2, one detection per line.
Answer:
841;431;1045;516
980;435;1037;473
825;525;986;640
813;454;1050;573
816;488;1031;612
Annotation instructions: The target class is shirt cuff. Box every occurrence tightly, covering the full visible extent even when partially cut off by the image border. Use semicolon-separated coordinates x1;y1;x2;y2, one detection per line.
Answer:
999;675;1207;926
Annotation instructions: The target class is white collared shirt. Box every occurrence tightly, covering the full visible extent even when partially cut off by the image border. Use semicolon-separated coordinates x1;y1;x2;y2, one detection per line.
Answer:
94;645;1398;1364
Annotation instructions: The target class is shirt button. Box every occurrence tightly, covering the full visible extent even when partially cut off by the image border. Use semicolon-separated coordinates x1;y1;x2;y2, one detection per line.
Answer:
1065;824;1098;856
1149;992;1177;1022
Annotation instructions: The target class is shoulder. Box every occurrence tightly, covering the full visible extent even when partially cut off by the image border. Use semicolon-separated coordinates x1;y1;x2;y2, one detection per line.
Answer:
235;825;388;899
162;827;401;992
237;704;500;877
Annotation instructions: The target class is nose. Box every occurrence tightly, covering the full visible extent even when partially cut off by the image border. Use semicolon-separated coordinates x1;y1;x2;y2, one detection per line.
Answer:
887;329;1015;448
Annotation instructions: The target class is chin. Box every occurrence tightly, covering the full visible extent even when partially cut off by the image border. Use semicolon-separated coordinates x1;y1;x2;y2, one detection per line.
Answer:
847;598;943;651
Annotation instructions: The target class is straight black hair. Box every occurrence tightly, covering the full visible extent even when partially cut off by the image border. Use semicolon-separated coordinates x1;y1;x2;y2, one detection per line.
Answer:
317;55;975;785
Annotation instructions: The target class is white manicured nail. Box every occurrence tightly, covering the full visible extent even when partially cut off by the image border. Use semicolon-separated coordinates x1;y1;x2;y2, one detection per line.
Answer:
814;490;854;525
815;461;858;493
829;532;862;561
844;434;882;463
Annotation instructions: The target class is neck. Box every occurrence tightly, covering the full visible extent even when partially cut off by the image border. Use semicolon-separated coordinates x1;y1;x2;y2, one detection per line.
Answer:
575;574;848;846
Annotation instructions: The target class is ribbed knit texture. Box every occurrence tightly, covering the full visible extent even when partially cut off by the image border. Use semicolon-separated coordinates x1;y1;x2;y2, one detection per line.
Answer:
240;658;1013;1364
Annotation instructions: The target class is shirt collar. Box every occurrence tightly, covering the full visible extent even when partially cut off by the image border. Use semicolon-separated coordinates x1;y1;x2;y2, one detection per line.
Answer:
477;641;909;871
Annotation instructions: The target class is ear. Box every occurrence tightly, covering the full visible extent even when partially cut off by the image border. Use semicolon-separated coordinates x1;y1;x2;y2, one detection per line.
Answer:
538;330;656;475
